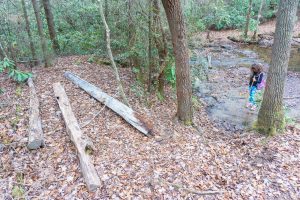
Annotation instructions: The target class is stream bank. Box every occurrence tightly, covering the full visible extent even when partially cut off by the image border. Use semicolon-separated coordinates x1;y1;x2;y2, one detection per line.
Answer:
192;41;300;133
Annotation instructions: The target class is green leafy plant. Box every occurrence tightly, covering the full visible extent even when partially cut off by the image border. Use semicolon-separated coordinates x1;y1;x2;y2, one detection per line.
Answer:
164;56;176;87
12;185;25;199
0;57;32;83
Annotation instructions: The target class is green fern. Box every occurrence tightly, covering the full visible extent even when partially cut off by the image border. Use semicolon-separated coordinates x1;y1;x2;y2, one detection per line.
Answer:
0;57;32;83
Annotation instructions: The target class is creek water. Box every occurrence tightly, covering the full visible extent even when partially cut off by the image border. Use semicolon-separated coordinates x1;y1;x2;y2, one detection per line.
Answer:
195;44;300;132
245;45;300;72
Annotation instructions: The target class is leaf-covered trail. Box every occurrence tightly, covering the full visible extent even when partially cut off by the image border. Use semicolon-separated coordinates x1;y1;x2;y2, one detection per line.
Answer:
1;56;299;199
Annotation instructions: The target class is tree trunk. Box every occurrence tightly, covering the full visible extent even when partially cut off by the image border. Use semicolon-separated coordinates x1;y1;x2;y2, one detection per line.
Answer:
148;0;155;92
252;0;264;40
161;0;193;124
244;0;253;38
21;0;36;63
98;0;130;106
153;0;168;97
0;41;7;59
42;0;60;54
257;0;298;135
31;0;51;67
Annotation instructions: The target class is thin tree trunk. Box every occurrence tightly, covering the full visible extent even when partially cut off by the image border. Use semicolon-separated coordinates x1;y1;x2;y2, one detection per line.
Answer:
252;0;264;40
128;0;136;68
257;0;298;135
153;0;168;97
21;0;36;63
42;0;60;54
98;0;130;106
104;0;108;41
0;41;6;59
148;0;155;92
161;0;193;124
244;0;253;38
31;0;51;67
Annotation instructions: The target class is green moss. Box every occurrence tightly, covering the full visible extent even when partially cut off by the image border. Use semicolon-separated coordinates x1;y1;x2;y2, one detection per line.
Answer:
184;119;193;126
15;86;22;97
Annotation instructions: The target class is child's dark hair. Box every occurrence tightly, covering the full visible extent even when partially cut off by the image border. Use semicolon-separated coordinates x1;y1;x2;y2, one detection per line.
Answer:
251;63;263;73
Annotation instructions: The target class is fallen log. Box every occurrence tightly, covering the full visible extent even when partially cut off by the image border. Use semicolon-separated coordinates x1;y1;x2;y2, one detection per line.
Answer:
53;82;101;192
27;78;44;150
64;71;152;136
227;36;258;44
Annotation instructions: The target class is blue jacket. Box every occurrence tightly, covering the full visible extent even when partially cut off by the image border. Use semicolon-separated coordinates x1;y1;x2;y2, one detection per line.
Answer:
249;72;263;87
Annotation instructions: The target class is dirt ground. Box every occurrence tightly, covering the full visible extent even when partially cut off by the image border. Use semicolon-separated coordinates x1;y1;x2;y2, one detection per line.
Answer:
0;55;299;199
196;19;300;43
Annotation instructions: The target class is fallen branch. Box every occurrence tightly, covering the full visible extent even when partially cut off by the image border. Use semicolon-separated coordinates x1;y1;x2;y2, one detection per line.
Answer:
64;71;153;136
53;82;101;192
27;78;44;150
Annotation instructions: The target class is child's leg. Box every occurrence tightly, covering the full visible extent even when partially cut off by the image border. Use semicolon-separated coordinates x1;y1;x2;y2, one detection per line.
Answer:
249;86;257;105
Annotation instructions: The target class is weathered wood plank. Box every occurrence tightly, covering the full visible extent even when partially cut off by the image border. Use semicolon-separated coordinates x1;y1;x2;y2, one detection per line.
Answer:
27;78;44;150
53;82;101;192
64;71;153;136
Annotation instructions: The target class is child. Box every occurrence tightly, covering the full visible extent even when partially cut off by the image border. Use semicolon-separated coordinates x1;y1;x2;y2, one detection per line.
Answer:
246;63;264;111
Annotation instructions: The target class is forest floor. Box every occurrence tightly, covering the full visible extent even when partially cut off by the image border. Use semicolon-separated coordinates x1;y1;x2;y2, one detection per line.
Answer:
1;20;300;199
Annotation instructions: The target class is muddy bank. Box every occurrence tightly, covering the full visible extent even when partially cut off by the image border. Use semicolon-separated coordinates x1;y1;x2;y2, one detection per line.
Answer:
192;42;300;133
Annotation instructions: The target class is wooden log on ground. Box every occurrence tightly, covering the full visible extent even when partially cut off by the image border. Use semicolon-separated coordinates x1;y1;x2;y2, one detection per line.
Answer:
64;71;153;136
227;36;258;44
53;82;101;192
27;78;44;149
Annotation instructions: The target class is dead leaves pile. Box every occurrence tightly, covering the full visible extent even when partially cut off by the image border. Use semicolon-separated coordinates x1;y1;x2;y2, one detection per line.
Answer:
0;56;299;199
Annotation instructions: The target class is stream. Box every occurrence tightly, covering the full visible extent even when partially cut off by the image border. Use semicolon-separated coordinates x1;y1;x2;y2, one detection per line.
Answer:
194;43;300;133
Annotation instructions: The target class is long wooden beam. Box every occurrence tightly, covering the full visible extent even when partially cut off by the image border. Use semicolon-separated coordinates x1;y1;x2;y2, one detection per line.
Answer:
64;71;153;136
53;82;101;192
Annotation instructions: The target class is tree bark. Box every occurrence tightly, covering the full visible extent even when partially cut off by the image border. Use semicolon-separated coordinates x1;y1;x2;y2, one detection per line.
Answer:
53;82;101;192
31;0;51;67
161;0;193;124
153;0;168;97
244;0;253;38
42;0;60;54
148;0;155;92
252;0;264;40
257;0;298;135
98;0;129;106
0;41;7;59
64;72;153;136
21;0;36;63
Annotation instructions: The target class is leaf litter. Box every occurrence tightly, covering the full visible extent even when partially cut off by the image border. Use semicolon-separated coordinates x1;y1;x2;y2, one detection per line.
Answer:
0;55;299;199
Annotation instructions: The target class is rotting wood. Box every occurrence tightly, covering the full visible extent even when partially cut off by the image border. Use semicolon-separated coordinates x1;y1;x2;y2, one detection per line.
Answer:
53;82;101;192
64;71;153;136
27;78;44;150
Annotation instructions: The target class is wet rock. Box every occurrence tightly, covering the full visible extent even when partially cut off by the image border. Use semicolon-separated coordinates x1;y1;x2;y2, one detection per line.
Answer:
258;39;273;47
202;97;218;107
221;44;233;50
0;143;4;152
196;84;211;97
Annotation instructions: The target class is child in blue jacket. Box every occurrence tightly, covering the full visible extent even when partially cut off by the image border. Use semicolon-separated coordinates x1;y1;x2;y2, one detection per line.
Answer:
247;63;264;111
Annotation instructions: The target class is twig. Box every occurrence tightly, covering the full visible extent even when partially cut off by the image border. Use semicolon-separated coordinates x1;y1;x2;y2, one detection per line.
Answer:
153;178;223;196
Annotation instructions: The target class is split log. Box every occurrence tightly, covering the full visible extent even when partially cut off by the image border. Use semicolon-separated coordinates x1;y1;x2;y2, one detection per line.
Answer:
64;71;153;136
53;82;101;192
27;78;44;150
